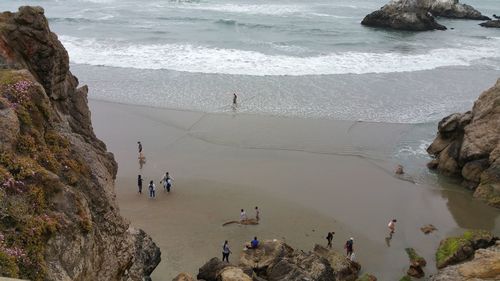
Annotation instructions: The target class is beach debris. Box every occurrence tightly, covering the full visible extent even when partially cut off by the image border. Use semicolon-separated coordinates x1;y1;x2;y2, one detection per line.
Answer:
420;224;437;234
222;219;259;226
405;247;426;278
395;165;405;175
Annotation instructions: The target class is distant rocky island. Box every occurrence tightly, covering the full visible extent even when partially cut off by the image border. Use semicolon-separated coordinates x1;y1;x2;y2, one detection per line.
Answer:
0;6;160;280
361;0;493;31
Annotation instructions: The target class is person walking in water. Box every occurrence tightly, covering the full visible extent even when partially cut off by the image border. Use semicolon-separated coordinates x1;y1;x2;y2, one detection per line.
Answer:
138;141;144;160
137;175;143;194
161;172;173;192
240;209;248;222
344;237;354;258
326;232;335;249
255;206;260;221
233;93;238;105
222;240;231;262
388;219;397;237
148;180;156;198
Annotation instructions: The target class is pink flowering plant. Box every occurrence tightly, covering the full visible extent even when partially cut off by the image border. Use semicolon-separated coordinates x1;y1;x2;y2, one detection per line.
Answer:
1;80;34;108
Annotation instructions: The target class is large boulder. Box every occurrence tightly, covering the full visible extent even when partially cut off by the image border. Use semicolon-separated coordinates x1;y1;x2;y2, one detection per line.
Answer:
428;79;500;208
239;239;294;274
361;0;446;31
423;0;490;20
435;230;497;269
362;0;490;31
197;257;231;281
217;266;252;281
431;241;500;281
266;251;335;281
314;245;361;281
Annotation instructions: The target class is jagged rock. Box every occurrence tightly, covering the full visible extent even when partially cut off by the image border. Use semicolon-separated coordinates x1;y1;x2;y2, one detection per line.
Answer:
217;266;252;281
405;248;426;278
266;251;335;281
424;0;490;20
239;240;294;274
314;245;361;281
127;228;162;281
428;79;500;208
362;0;490;31
431;241;500;281
0;6;160;280
361;0;446;31
172;273;195;281
198;257;231;281
435;230;497;269
480;19;500;28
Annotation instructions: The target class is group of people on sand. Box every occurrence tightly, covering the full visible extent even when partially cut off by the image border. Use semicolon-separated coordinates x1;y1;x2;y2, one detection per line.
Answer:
137;140;173;198
221;236;259;263
137;172;174;198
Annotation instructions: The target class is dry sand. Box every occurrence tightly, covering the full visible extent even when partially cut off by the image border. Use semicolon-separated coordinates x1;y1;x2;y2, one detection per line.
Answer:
89;99;500;281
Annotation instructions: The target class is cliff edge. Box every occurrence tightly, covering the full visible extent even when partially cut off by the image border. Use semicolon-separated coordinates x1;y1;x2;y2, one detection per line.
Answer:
0;6;160;280
427;79;500;208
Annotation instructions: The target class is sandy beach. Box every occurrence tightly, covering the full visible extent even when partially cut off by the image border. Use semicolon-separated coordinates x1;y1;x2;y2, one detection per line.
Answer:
89;99;500;281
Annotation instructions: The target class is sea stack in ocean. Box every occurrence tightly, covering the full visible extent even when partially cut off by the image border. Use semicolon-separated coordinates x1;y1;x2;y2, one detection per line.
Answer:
427;79;500;208
0;6;160;280
361;0;446;31
479;20;500;28
361;0;489;31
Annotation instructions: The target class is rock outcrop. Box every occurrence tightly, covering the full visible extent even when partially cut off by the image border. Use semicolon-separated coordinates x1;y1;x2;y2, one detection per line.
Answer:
424;0;490;20
427;79;500;208
195;240;360;281
361;0;446;31
405;248;426;278
0;6;160;280
431;240;500;281
480;20;500;28
361;0;489;31
435;230;497;269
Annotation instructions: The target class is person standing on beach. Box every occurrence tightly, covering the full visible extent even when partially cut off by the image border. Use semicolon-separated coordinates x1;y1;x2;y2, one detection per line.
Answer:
137;175;143;194
255;206;260;221
344;237;354;258
161;172;173;192
222;240;231;262
240;209;248;221
148;180;156;198
326;232;335;249
388;219;397;237
138;141;144;160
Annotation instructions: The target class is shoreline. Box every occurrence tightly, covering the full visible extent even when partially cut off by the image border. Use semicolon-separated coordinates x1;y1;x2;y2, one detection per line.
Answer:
88;98;500;280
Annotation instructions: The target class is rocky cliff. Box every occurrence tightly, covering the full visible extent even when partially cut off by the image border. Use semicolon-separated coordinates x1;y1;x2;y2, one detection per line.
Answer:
0;6;160;280
427;79;500;208
361;0;489;31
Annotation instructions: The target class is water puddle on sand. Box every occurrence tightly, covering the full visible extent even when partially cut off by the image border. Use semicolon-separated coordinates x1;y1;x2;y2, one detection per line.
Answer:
89;100;500;280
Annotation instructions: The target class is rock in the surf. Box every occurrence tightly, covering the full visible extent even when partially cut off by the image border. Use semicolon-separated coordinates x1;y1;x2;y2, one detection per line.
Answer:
361;0;446;31
480;19;500;28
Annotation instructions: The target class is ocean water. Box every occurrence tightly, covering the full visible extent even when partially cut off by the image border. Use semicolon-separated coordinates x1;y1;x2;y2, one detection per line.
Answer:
1;0;500;123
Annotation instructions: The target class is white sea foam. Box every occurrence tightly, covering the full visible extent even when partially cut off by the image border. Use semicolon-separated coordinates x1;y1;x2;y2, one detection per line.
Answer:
60;35;500;76
177;3;306;16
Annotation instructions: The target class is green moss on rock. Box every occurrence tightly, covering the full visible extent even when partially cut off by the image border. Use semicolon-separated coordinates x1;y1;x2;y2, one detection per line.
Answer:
399;276;412;281
436;230;496;269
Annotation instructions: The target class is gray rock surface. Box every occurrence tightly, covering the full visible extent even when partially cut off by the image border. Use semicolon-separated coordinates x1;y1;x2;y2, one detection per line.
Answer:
427;79;500;208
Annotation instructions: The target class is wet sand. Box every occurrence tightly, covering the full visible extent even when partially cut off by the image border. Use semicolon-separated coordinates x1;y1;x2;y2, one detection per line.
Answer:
89;100;500;280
